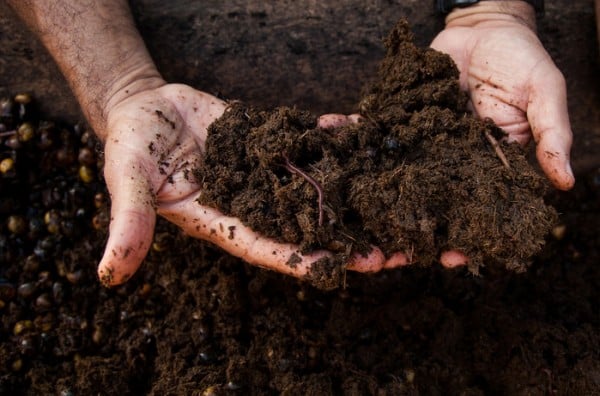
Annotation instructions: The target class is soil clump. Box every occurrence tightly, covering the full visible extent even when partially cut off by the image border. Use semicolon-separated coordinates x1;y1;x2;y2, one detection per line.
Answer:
196;21;557;288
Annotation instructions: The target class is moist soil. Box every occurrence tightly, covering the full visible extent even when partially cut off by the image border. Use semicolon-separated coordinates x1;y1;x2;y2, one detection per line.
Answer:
1;20;599;396
196;21;556;289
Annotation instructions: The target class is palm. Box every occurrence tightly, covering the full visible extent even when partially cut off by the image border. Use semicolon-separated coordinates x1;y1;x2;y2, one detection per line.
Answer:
96;84;224;284
431;22;574;190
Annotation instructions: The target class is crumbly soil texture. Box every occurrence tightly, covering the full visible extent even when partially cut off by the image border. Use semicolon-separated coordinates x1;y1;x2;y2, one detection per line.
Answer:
196;21;556;288
1;18;599;396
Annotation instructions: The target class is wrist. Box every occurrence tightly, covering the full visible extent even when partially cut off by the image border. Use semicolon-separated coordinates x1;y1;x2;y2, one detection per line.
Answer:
445;1;537;31
96;67;166;141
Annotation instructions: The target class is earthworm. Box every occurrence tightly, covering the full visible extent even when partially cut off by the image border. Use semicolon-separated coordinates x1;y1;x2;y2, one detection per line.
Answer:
484;130;510;169
282;154;324;226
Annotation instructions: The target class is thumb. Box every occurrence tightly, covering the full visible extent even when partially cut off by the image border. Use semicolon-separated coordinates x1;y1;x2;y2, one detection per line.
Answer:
527;63;575;191
97;156;157;286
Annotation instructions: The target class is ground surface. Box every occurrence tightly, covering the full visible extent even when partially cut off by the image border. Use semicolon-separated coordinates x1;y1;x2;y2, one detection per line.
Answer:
0;1;599;395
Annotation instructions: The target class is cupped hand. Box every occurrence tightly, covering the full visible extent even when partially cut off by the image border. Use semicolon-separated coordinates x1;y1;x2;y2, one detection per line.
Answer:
430;4;574;190
310;4;576;271
98;84;403;286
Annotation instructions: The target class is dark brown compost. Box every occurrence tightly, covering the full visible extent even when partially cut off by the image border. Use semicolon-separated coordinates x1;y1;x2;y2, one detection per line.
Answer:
196;20;557;288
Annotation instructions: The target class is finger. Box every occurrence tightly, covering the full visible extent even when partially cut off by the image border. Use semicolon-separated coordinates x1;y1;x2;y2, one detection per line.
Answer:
317;114;354;129
383;252;411;269
159;199;328;278
317;113;363;129
159;197;392;277
346;246;386;273
440;250;469;268
347;113;363;124
527;64;575;190
97;155;156;286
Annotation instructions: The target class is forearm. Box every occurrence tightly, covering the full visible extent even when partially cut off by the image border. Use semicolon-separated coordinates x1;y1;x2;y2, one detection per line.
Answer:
445;1;537;30
6;0;164;139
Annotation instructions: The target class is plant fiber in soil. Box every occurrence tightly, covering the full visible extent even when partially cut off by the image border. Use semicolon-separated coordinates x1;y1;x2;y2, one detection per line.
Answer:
2;17;599;396
196;20;557;289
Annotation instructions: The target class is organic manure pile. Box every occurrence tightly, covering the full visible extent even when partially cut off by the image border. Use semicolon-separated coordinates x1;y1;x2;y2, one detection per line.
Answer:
196;20;557;289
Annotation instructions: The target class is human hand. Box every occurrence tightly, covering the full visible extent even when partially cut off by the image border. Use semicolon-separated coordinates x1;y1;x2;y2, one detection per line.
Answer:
6;0;404;286
98;84;406;286
430;1;574;190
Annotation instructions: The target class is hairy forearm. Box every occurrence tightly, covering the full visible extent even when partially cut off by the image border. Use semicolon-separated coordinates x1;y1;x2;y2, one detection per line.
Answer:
6;0;164;139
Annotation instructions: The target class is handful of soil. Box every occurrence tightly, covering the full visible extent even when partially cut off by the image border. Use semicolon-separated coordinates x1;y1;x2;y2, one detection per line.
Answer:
195;20;557;288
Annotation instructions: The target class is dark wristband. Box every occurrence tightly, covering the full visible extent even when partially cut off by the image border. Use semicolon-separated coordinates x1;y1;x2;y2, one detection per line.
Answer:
436;0;544;15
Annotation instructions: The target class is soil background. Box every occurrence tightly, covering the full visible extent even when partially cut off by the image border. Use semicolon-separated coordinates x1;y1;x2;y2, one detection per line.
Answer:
0;0;599;395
